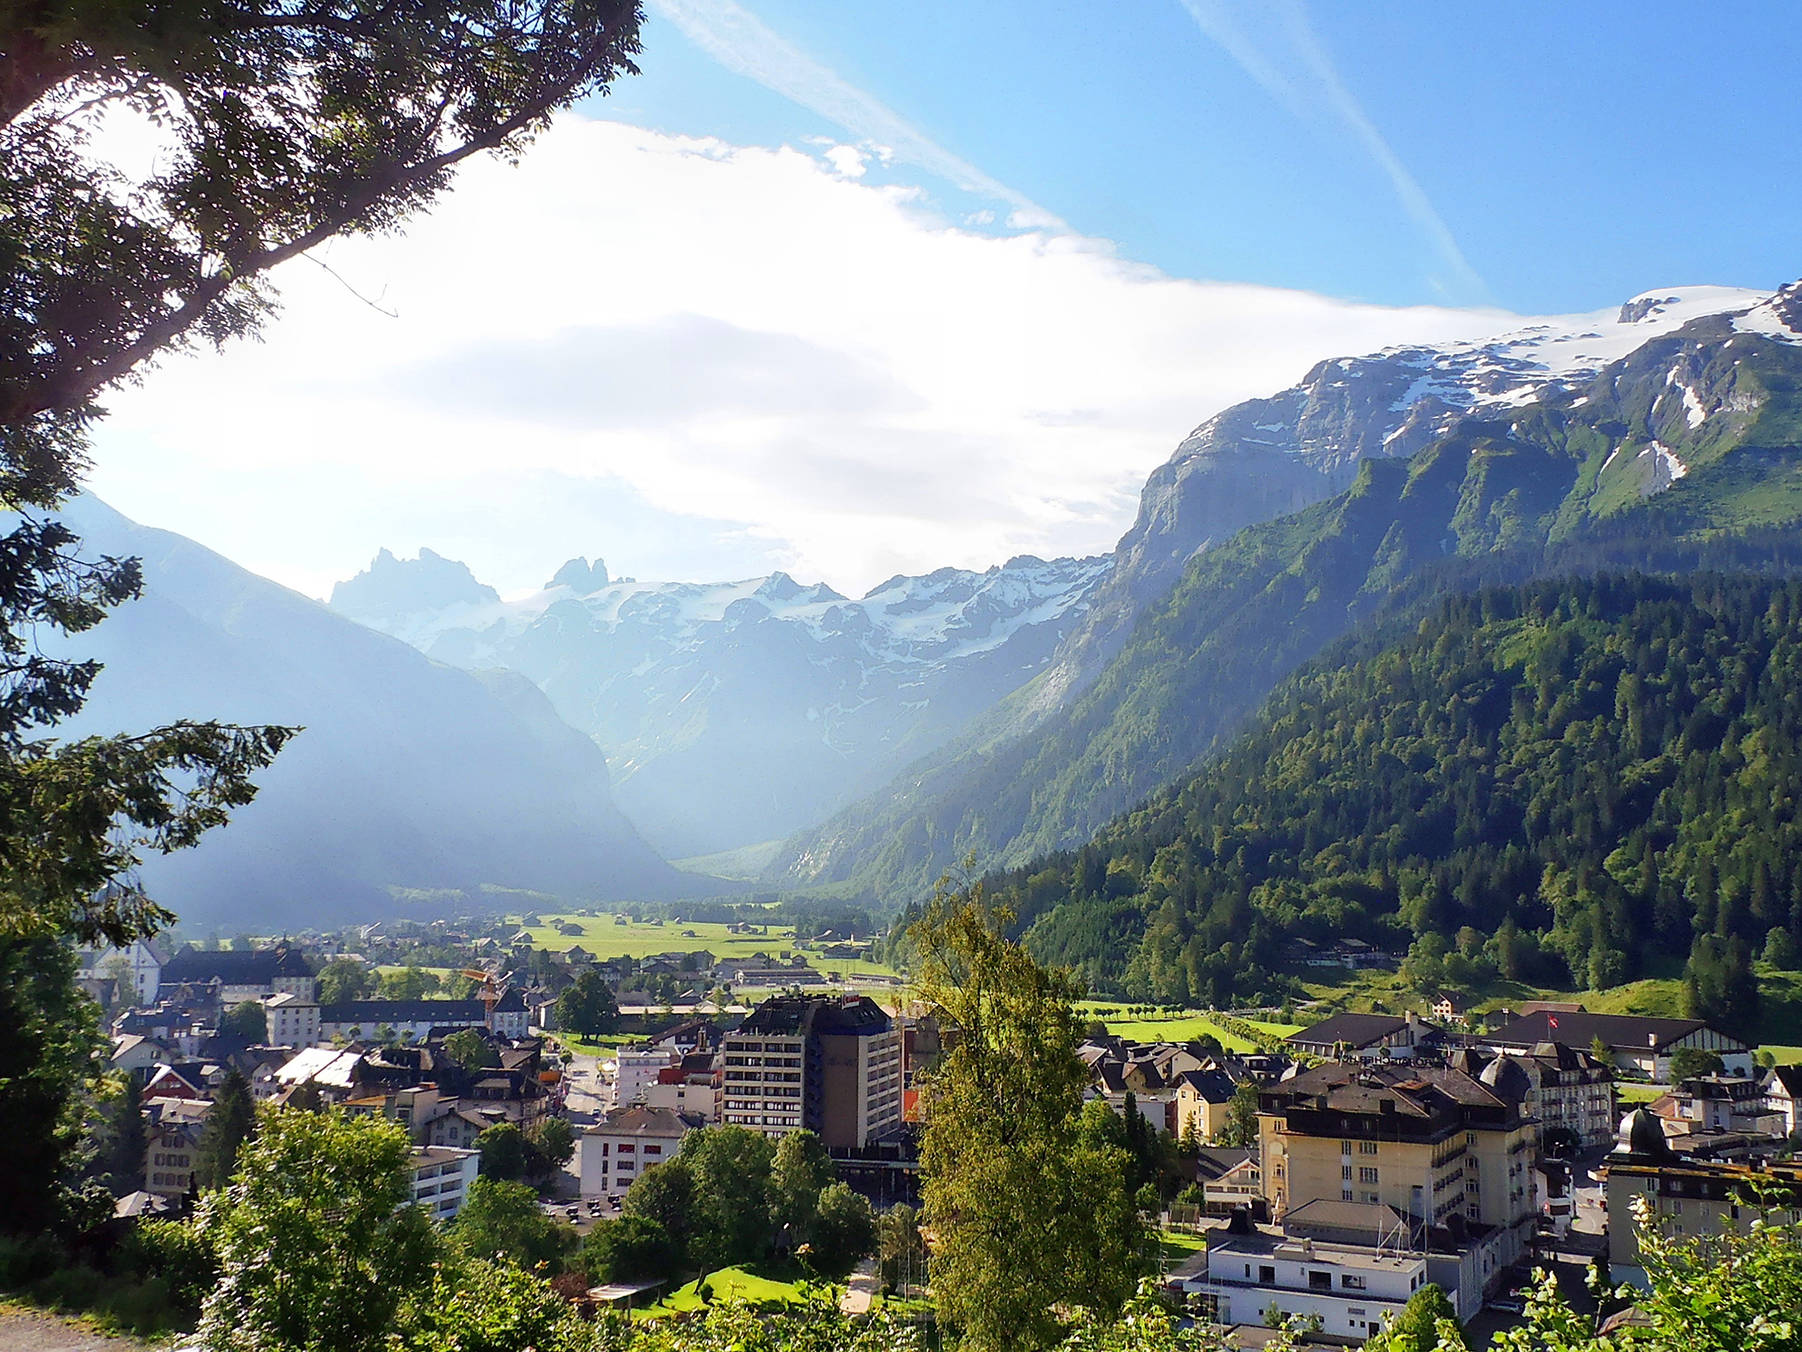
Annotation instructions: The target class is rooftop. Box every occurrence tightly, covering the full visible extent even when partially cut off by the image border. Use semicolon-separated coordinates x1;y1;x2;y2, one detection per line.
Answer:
1286;1012;1410;1049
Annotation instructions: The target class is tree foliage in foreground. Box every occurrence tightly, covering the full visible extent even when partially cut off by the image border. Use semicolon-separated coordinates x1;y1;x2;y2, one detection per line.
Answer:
914;875;1145;1352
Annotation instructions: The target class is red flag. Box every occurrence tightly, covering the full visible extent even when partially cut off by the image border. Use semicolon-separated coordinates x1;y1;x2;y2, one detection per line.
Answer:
1548;1015;1559;1030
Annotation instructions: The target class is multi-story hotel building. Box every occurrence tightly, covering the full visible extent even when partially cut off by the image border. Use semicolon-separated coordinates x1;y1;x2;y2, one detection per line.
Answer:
1257;1062;1538;1269
720;995;903;1147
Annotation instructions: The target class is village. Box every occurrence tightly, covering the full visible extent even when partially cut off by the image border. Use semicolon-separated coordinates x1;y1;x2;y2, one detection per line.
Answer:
77;912;1802;1341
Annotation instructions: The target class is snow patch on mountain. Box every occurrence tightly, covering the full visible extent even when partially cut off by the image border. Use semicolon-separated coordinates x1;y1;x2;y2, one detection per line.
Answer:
1735;281;1802;345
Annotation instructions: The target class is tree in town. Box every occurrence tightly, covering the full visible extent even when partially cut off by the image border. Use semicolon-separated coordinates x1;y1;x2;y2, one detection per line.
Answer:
913;876;1145;1352
528;1115;577;1176
555;967;621;1037
0;937;108;1237
621;1157;694;1254
769;1129;835;1241
805;1182;875;1280
443;1027;500;1070
476;1122;530;1181
380;965;438;1001
393;1255;591;1352
218;1000;268;1043
877;1203;927;1296
316;958;376;1006
1667;1046;1726;1083
582;1214;678;1284
194;1068;257;1190
198;1108;440;1352
1363;1284;1461;1352
1219;1080;1262;1149
676;1125;777;1273
451;1177;574;1273
97;1068;149;1194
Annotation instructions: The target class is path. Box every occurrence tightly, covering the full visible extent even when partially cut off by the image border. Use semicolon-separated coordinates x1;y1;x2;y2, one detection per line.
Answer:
0;1307;158;1352
839;1260;880;1315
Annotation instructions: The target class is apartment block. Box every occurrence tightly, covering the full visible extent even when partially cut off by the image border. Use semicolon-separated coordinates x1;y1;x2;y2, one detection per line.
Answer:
721;995;903;1147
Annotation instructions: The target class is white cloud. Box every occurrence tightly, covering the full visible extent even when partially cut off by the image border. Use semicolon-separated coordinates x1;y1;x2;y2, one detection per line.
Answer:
86;116;1518;599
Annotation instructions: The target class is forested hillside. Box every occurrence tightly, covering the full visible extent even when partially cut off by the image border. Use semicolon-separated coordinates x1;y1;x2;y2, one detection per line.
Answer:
986;572;1802;1038
774;292;1802;903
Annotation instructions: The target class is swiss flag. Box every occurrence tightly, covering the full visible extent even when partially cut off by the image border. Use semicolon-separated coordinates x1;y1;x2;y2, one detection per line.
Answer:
1548;1015;1559;1030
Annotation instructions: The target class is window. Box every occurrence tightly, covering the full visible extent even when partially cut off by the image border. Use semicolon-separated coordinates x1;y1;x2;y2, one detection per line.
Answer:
1360;1141;1379;1155
1359;1167;1379;1184
1307;1271;1331;1292
1258;1266;1276;1284
1342;1188;1353;1201
1341;1274;1366;1290
1341;1164;1353;1180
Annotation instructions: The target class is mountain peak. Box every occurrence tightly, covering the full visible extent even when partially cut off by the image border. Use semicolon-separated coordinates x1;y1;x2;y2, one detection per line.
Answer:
329;547;499;629
547;556;610;593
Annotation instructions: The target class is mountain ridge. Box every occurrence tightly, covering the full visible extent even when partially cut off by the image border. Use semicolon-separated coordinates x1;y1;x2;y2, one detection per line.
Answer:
40;495;694;930
767;280;1802;901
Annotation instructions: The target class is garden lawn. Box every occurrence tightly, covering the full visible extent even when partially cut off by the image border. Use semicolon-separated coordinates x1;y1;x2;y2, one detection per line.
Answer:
640;1265;812;1316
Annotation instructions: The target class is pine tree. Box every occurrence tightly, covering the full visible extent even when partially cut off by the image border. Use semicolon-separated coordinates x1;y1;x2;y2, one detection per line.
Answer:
195;1070;256;1190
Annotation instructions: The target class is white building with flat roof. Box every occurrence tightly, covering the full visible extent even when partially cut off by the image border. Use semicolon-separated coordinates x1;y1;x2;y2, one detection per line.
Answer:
408;1146;479;1221
1177;1232;1433;1342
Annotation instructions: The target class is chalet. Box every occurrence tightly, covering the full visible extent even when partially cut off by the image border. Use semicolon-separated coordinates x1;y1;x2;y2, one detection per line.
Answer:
1765;1065;1802;1138
1284;1012;1422;1061
1479;1010;1752;1079
145;1099;211;1199
1428;992;1465;1023
1174;1067;1241;1143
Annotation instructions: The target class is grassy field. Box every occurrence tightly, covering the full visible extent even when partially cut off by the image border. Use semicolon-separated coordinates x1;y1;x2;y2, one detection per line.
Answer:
510;911;904;992
640;1264;812;1315
1076;1003;1301;1050
515;912;794;960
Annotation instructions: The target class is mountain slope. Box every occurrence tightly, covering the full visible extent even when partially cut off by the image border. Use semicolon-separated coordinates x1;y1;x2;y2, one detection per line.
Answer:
773;282;1802;901
986;571;1802;1040
42;496;687;930
330;551;1111;857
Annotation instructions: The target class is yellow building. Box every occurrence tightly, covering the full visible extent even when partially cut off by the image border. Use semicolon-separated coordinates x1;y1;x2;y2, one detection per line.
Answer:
1257;1062;1538;1269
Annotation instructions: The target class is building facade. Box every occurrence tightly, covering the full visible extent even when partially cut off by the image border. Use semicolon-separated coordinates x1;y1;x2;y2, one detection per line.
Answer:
579;1105;695;1198
407;1146;479;1221
1257;1062;1538;1270
720;995;903;1147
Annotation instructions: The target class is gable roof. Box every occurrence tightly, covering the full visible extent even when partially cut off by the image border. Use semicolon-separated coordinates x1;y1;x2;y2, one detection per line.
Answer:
162;944;316;984
1286;1012;1410;1050
1483;1009;1746;1054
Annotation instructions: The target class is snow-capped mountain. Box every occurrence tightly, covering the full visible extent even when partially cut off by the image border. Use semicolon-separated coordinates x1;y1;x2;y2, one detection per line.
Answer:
1110;285;1768;615
769;280;1795;897
330;550;1112;858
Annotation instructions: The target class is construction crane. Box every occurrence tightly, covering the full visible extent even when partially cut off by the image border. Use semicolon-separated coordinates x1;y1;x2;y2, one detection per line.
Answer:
460;966;507;1015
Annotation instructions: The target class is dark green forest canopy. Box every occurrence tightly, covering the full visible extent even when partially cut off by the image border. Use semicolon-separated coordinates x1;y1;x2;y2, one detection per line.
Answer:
989;571;1802;1035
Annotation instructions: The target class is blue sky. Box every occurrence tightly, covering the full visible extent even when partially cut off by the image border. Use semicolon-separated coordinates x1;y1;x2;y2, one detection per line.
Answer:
617;1;1801;312
87;1;1802;598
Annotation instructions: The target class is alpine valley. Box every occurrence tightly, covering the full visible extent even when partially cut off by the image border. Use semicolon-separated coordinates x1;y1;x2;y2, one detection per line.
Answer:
48;278;1802;949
